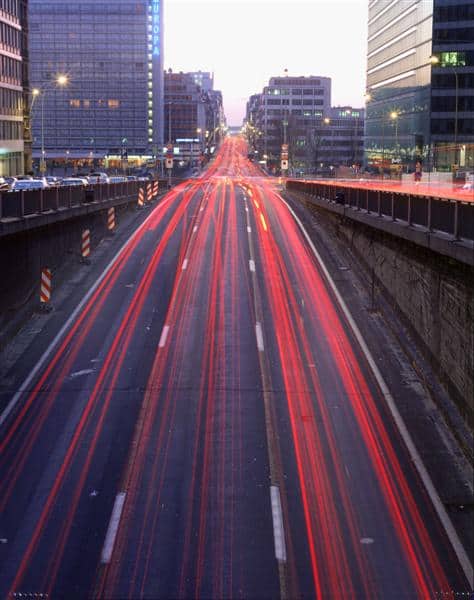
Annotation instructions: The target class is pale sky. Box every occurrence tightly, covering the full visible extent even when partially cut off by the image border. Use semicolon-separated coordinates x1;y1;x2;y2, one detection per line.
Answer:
165;0;369;125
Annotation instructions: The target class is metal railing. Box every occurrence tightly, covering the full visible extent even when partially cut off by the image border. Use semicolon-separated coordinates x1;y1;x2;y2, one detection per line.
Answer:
0;181;158;221
286;180;474;242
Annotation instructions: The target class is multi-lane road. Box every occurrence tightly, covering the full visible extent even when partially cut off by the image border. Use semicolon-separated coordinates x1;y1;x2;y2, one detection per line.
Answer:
0;138;472;599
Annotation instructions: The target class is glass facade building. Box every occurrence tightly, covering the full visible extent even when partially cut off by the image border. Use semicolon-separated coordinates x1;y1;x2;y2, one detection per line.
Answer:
365;0;434;174
29;0;163;167
365;0;474;174
431;0;474;171
0;0;28;176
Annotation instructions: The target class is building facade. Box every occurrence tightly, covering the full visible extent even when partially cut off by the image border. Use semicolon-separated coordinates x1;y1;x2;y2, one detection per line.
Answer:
430;0;474;171
28;0;164;170
0;0;28;176
246;76;364;174
164;70;224;165
365;0;473;175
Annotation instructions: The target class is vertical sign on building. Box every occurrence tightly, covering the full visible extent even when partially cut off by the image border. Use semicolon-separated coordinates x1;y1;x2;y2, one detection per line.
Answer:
148;0;164;160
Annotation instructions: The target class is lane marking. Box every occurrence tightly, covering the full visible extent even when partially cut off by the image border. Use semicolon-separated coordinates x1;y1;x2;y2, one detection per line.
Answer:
255;322;264;352
0;191;176;429
249;260;256;273
259;213;268;232
69;369;94;379
101;492;126;564
158;325;170;348
270;486;287;562
278;194;474;588
245;206;249;212
247;226;252;233
193;226;198;234
182;259;188;271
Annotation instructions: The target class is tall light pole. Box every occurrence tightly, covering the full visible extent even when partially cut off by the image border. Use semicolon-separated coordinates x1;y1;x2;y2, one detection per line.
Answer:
390;111;399;163
32;74;69;175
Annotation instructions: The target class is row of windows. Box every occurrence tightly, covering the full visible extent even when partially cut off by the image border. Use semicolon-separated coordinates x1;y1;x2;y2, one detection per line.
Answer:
431;73;474;89
433;27;474;43
31;2;147;16
434;3;474;21
0;53;21;83
0;86;22;115
265;99;324;106
265;88;325;96
0;118;23;139
431;96;474;112
0;0;19;18
0;20;21;53
431;118;474;135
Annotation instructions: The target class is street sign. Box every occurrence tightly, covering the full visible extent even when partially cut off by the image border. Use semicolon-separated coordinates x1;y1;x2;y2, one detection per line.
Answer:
281;159;288;171
165;157;173;169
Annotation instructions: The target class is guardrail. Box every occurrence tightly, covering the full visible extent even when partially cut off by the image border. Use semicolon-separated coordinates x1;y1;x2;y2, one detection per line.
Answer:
286;180;474;243
0;181;157;221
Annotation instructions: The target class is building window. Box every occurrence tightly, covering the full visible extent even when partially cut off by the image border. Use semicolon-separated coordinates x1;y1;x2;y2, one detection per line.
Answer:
70;99;81;108
108;99;120;108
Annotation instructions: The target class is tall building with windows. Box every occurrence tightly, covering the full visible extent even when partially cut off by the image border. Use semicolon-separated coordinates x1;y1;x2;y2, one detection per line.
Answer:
430;0;474;171
365;0;473;174
0;0;28;176
246;76;364;174
28;0;164;170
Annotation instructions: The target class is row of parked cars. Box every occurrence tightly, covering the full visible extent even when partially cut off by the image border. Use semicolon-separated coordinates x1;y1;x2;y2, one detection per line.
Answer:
0;173;152;192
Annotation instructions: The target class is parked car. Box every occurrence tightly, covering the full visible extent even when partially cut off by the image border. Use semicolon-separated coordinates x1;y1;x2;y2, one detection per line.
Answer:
0;177;10;191
12;179;49;191
60;177;89;187
126;175;138;181
88;172;109;184
46;176;60;187
108;176;128;183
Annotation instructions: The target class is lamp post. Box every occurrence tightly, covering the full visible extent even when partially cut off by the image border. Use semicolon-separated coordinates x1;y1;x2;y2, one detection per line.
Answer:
390;111;399;163
196;127;202;167
430;55;459;167
32;74;69;175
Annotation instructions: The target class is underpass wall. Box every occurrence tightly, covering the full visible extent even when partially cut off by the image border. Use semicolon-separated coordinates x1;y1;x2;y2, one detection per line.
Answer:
287;190;474;429
0;200;136;349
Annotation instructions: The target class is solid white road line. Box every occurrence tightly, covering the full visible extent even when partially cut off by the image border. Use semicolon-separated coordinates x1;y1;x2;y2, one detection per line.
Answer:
247;226;252;233
277;194;474;588
158;325;170;348
0;191;175;428
270;486;287;562
255;322;264;352
182;259;188;271
249;260;256;273
101;492;126;564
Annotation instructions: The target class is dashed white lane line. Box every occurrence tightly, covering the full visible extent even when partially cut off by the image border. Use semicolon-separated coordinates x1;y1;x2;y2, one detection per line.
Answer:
245;206;249;212
101;492;126;564
249;260;256;273
255;322;264;352
193;225;198;233
182;259;188;271
270;486;287;562
159;325;170;348
247;226;252;233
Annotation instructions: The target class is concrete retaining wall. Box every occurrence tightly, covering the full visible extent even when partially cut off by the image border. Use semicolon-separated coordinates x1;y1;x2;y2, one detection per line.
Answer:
288;190;474;428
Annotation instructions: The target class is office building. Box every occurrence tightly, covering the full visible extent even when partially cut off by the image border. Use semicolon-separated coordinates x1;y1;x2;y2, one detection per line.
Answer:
365;0;473;174
246;76;364;174
28;0;164;171
0;0;28;176
431;0;474;171
164;70;224;165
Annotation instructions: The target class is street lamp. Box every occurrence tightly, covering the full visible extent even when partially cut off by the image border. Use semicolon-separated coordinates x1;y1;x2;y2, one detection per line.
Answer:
32;74;69;174
390;111;399;161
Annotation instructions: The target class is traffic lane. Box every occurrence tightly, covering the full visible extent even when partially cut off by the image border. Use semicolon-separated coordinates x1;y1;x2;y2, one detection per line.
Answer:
0;183;207;598
246;182;469;597
98;180;280;599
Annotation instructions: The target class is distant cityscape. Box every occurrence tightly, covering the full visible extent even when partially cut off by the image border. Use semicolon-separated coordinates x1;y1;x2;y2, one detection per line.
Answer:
0;0;473;180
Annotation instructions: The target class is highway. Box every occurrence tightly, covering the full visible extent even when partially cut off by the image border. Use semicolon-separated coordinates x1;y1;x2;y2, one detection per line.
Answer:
0;138;471;599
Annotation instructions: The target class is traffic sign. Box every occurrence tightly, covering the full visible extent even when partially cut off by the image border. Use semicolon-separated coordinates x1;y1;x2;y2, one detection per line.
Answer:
165;157;173;169
281;159;288;171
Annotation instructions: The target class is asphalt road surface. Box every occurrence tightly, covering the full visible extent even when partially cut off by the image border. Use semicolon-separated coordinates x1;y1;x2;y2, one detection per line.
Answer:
0;138;471;599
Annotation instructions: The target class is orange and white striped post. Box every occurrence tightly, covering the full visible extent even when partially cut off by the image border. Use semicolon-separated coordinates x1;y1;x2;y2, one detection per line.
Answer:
137;187;145;208
40;267;52;310
81;229;91;263
107;207;115;232
153;181;159;199
146;183;153;203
